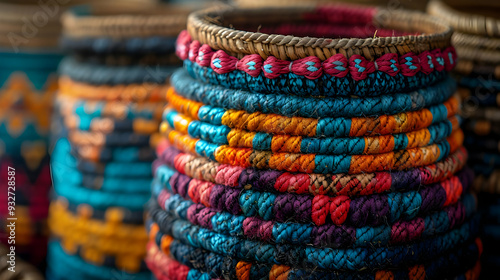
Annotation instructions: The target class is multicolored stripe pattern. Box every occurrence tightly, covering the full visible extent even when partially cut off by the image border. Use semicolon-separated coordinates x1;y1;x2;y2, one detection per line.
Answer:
145;238;482;280
152;179;476;245
165;87;460;138
156;141;468;197
149;212;478;271
153;158;473;227
176;31;457;97
170;69;457;119
149;6;477;278
163;107;460;155
164;125;463;174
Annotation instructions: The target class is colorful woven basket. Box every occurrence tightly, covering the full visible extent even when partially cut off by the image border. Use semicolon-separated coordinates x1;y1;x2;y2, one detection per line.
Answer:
428;1;500;277
47;3;190;280
147;3;480;279
60;2;191;66
0;0;154;49
0;0;157;272
0;2;62;270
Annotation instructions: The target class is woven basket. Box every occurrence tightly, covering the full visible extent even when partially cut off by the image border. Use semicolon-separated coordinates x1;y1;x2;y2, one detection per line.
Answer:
428;0;500;37
187;4;452;60
62;3;191;39
0;0;154;48
428;0;500;69
47;2;192;279
150;3;480;279
428;1;500;277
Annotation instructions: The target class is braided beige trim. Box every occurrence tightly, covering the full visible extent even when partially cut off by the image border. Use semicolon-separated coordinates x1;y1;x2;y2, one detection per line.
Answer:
187;5;452;60
0;0;143;24
0;37;60;49
428;0;500;37
0;2;60;47
0;2;60;23
456;45;500;64
62;3;190;39
453;32;500;50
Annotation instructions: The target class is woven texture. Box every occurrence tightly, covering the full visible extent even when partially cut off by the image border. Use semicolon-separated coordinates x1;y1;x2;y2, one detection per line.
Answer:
0;0;152;48
148;3;480;279
0;0;158;273
185;5;452;60
428;1;500;277
0;49;61;271
47;3;189;279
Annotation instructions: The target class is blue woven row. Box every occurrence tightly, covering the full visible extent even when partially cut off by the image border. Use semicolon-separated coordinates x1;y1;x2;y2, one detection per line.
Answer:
55;97;161;121
147;200;481;280
47;241;151;280
59;57;177;85
164;99;456;138
152;183;476;248
52;163;151;194
51;138;150;209
160;235;480;280
181;114;457;155
52;138;153;178
172;68;457;118
60;36;177;54
184;60;449;97
149;201;478;271
53;177;150;210
458;75;500;91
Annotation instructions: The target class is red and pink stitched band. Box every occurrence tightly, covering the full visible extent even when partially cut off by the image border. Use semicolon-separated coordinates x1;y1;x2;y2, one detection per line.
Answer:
176;31;457;81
